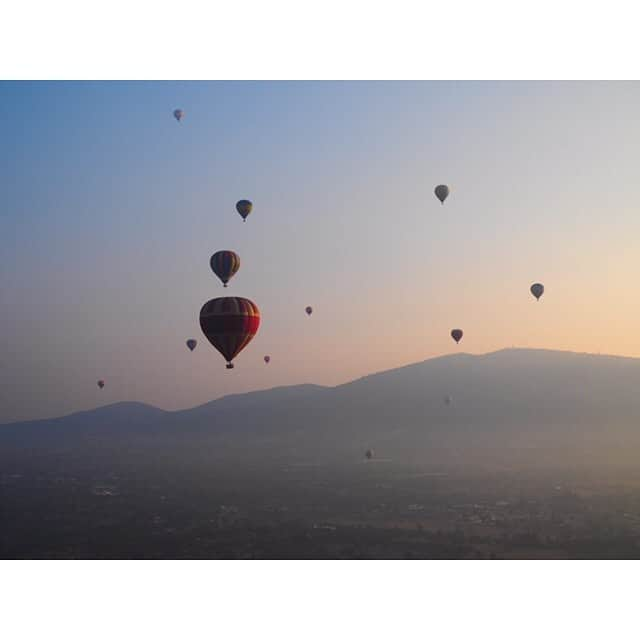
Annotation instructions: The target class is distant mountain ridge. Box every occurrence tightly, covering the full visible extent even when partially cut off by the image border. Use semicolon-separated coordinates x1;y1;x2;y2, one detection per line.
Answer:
3;349;640;469
7;348;640;427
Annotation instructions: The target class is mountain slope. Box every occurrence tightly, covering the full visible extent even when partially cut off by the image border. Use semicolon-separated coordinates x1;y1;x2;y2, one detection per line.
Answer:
3;349;640;468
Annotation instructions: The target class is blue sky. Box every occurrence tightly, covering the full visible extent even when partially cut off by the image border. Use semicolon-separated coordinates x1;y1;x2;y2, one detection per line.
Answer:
3;81;640;422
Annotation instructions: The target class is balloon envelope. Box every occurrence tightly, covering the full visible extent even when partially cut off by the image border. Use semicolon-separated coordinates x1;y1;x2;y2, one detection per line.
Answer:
173;109;184;122
530;283;544;300
451;328;463;344
210;251;240;287
97;380;105;389
305;306;313;316
365;449;374;460
199;297;260;369
236;200;253;221
435;184;450;204
444;395;452;406
264;355;271;363
186;339;197;352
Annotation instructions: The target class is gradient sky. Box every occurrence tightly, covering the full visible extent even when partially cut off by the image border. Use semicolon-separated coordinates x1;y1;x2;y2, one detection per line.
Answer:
2;81;640;423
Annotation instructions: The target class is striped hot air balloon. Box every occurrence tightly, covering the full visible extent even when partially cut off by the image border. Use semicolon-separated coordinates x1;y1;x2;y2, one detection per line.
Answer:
210;251;240;287
199;297;260;369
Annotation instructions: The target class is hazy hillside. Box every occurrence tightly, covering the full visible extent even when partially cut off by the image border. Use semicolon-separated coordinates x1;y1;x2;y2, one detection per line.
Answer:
3;349;640;470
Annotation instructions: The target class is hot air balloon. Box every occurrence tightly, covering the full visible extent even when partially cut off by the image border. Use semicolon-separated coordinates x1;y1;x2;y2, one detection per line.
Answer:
210;251;240;287
435;184;450;204
305;306;313;316
451;328;463;344
530;283;544;301
236;200;253;222
444;395;452;406
365;449;374;460
264;355;271;364
173;109;184;122
97;380;105;389
199;297;260;369
186;339;197;352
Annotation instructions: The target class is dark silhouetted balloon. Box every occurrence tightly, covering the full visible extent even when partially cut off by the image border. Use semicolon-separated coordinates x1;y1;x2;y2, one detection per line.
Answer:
435;184;450;204
173;109;184;122
305;306;313;316
236;200;253;222
264;355;271;363
451;328;463;344
186;339;197;352
530;282;544;301
97;380;105;389
210;251;240;287
365;449;374;460
199;297;260;369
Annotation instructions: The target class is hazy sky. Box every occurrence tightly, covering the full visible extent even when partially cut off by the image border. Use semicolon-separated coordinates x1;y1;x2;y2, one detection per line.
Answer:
2;81;640;423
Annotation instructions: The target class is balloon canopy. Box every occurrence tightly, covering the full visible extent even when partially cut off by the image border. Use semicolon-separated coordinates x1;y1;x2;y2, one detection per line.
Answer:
236;200;253;221
199;297;260;369
434;184;450;204
530;283;545;301
210;251;240;287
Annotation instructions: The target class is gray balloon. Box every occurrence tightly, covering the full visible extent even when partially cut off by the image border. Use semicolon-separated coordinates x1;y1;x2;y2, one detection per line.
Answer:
434;184;450;204
530;283;544;301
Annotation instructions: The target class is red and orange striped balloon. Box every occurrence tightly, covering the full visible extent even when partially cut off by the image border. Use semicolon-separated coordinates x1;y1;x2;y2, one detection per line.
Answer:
199;297;260;369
